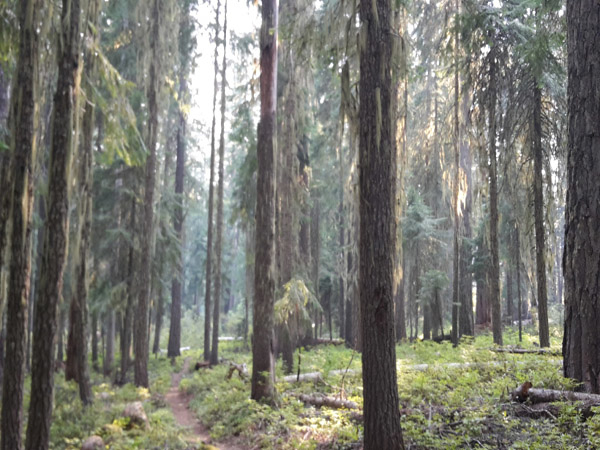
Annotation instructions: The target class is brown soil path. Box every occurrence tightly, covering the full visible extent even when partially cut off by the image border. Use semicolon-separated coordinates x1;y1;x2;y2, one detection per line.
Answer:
165;357;243;450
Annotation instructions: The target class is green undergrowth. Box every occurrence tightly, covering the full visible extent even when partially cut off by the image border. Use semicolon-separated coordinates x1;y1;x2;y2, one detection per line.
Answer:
48;354;188;450
178;327;600;449
45;326;593;449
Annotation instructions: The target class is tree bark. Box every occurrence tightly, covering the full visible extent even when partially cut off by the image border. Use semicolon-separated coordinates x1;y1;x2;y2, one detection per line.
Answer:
103;312;115;376
204;0;221;362
0;1;41;449
532;86;549;348
167;10;189;357
358;0;405;445
134;0;160;388
91;310;99;371
211;0;228;366
251;0;278;404
458;82;473;337
26;0;81;446
563;0;600;393
451;0;460;347
64;0;100;406
487;51;502;346
119;193;136;383
515;226;523;342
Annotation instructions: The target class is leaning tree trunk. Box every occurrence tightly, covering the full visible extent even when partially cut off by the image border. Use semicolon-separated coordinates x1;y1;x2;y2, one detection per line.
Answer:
26;0;81;447
0;1;41;449
487;51;502;346
532;85;549;348
134;0;160;388
563;0;600;393
251;0;278;404
358;0;405;446
211;0;228;366
204;0;221;362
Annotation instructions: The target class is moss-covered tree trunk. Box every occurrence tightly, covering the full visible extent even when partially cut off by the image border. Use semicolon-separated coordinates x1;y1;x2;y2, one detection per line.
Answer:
563;0;600;393
0;1;41;449
251;0;278;403
25;0;81;447
358;0;405;445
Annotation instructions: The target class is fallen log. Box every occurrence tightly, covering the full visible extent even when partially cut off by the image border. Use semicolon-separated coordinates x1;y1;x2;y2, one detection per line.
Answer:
511;382;600;405
301;338;346;347
294;393;358;410
404;359;562;372
510;382;600;419
491;347;561;356
328;369;358;376
283;372;323;384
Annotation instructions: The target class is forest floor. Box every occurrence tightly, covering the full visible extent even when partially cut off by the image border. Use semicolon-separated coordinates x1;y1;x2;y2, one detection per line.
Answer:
46;324;600;449
165;357;241;450
165;356;211;447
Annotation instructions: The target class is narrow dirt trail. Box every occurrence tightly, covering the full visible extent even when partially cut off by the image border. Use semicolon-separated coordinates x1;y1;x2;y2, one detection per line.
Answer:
165;357;212;447
165;357;243;450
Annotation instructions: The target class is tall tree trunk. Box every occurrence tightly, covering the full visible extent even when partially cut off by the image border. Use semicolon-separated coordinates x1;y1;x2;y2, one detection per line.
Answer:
358;0;405;445
393;6;408;344
211;0;228;366
134;0;160;388
56;307;66;363
451;0;460;346
168;62;188;360
64;0;100;405
506;269;513;321
244;225;255;347
458;82;473;337
153;278;164;355
251;0;278;403
26;0;81;446
532;86;549;348
0;1;41;448
103;312;114;377
563;0;600;393
204;0;221;362
277;0;298;373
119;193;136;383
91;310;98;371
487;51;502;346
311;197;320;340
515;227;522;342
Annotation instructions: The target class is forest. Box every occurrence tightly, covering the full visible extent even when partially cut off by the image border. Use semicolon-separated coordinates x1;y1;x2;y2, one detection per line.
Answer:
0;0;598;448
